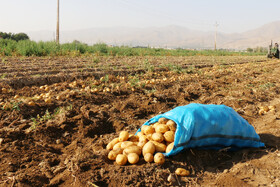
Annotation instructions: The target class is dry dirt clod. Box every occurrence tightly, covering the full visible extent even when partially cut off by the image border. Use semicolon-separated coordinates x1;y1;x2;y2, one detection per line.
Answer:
167;174;176;183
0;138;3;145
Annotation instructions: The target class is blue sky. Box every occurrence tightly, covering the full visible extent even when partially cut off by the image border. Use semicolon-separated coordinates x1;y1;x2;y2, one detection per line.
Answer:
0;0;280;34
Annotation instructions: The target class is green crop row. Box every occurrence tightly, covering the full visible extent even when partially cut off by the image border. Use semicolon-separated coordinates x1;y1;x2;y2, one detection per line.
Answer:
0;39;266;57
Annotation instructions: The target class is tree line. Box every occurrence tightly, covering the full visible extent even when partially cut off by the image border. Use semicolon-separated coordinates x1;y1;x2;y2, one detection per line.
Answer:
0;32;29;42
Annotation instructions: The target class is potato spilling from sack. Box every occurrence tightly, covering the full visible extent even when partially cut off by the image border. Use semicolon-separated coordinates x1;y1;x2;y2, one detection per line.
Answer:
106;118;177;165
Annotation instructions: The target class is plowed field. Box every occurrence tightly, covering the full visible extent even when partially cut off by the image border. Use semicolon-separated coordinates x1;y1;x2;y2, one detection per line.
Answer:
0;56;279;187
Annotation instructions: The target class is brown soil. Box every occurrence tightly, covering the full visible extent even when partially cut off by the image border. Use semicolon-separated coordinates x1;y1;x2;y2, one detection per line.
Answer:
0;56;279;187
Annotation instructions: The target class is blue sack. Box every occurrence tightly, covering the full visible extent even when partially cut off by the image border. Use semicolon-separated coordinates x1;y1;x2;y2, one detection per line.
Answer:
136;103;265;157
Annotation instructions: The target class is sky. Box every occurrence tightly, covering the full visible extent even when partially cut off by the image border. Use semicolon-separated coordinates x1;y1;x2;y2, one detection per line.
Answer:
0;0;280;34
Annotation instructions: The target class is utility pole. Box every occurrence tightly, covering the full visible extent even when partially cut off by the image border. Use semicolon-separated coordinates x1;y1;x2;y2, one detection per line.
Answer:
214;22;219;50
56;0;60;44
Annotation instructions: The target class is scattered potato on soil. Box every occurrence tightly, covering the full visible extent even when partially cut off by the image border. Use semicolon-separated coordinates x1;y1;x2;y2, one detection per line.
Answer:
258;109;265;115
127;153;139;164
263;106;269;112
27;101;36;106
119;131;129;142
268;105;276;110
14;95;20;99
175;168;190;176
154;153;165;164
116;154;128;166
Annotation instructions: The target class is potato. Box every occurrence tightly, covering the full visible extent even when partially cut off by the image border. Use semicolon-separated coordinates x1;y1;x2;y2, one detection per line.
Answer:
141;125;148;133
119;131;129;142
113;142;122;150
263;106;269;112
137;140;147;148
128;135;139;142
106;138;119;150
27;101;36;106
142;141;156;156
151;141;166;152
152;132;164;142
141;125;155;135
152;122;161;128
121;141;134;149
154;153;165;164
268;105;276;110
158;118;168;124
155;124;169;134
139;135;147;143
14;95;20;99
175;168;190;176
166;120;177;131
166;142;174;153
136;132;145;137
144;153;154;163
108;148;123;160
116;154;127;166
258;109;265;115
164;131;175;142
146;134;153;141
123;145;142;155
127;153;139;164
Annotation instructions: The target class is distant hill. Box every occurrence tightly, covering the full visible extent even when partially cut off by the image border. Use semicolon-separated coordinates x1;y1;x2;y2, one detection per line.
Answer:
28;21;280;50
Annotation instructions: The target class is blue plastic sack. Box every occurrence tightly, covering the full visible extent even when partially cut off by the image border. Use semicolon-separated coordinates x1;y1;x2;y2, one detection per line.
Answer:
136;103;265;157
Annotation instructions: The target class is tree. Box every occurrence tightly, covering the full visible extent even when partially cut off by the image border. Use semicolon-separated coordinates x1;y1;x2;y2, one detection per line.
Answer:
12;33;29;41
246;48;253;53
0;32;29;41
0;32;12;39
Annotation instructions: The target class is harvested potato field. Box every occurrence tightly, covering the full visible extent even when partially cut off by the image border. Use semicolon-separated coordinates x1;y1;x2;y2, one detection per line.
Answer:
0;56;280;186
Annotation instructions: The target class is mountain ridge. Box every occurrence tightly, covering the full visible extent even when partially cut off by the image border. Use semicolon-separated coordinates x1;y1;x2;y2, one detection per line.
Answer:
28;21;280;50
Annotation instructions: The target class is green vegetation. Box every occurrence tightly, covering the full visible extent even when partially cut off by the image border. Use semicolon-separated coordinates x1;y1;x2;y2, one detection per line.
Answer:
0;39;266;57
0;32;29;41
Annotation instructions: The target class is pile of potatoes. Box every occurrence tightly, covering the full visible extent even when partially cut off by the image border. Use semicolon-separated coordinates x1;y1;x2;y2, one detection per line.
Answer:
106;117;177;166
258;105;276;115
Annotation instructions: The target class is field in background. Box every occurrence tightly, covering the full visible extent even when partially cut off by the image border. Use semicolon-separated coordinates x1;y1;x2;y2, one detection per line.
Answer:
0;39;266;57
0;56;266;88
0;56;279;186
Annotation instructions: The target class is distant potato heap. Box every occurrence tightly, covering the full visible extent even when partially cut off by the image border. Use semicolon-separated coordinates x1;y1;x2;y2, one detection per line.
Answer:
106;118;176;165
